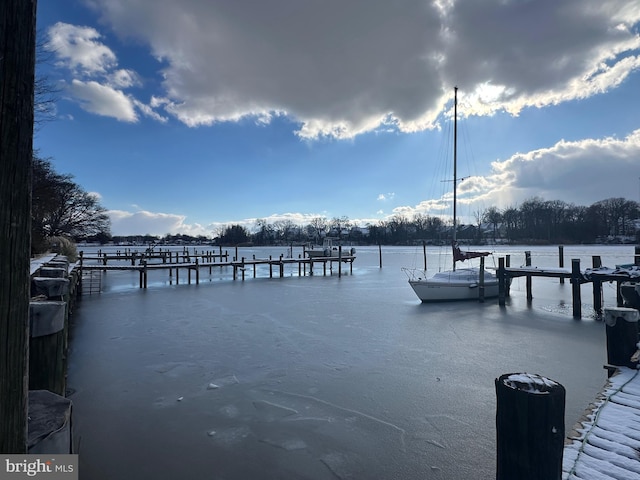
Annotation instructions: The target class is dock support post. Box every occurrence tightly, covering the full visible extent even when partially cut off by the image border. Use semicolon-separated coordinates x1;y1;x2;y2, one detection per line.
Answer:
571;259;582;319
498;257;506;306
604;307;639;375
479;257;485;302
269;256;273;278
495;373;565;480
338;246;342;278
558;245;565;284
195;258;199;284
525;251;532;302
635;246;640;266
242;258;246;281
592;256;602;316
505;255;511;297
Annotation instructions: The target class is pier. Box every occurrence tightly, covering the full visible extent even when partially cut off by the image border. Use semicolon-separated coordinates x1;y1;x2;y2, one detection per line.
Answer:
78;246;356;289
496;246;640;318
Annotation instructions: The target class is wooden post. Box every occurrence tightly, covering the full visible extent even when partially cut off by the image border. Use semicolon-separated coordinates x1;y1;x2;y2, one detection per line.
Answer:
195;258;199;284
235;245;238;262
525;251;532;302
604;307;639;374
338;246;342;278
558;245;565;284
242;257;246;281
505;255;511;297
28;302;67;396
635;246;640;266
592;256;602;316
269;256;273;278
495;373;565;480
571;259;582;319
498;257;506;306
143;261;147;288
479;257;485;302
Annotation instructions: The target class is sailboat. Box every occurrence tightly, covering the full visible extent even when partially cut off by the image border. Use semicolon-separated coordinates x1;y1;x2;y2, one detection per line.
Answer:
407;87;499;302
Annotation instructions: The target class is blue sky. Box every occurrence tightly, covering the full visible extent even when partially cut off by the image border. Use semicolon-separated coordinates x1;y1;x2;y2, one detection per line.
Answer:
35;1;640;237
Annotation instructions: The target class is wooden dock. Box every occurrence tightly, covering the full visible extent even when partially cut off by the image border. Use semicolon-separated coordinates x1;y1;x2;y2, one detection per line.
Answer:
563;366;640;479
497;248;640;318
78;249;356;289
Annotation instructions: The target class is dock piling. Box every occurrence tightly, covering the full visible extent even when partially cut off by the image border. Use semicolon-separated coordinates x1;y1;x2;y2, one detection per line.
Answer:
495;373;565;480
571;259;582;319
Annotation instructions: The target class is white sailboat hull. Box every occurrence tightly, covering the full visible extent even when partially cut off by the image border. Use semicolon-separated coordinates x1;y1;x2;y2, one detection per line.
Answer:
409;268;499;302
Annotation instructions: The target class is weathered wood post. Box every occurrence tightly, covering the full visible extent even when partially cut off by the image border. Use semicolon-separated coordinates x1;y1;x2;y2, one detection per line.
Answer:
195;258;200;284
29;301;67;396
143;260;148;288
505;255;511;297
479;256;485;302
525;251;533;302
495;373;565;480
571;259;582;319
338;246;342;278
242;257;246;281
558;245;565;284
269;256;273;278
604;307;639;375
498;257;506;306
592;256;603;316
1;3;38;447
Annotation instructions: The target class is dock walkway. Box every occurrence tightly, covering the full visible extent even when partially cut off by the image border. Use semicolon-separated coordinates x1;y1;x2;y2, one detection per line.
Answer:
78;252;356;288
563;367;640;479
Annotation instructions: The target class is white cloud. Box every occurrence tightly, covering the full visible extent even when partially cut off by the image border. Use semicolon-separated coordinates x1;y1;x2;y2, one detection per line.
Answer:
47;22;168;123
83;0;640;138
47;22;117;75
108;209;209;236
108;68;140;88
68;79;137;122
377;193;396;201
392;129;640;221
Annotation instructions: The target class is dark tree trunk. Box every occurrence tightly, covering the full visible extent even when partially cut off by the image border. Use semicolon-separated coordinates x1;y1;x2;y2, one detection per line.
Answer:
0;0;37;453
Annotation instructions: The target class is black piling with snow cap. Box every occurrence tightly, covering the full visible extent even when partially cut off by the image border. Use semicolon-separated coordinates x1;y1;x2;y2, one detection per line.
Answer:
604;307;639;373
495;372;565;480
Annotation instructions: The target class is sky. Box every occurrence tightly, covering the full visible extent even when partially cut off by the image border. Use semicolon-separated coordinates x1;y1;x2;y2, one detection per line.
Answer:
34;0;640;237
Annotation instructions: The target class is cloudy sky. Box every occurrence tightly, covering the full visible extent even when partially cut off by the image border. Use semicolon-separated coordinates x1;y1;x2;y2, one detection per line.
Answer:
35;0;640;237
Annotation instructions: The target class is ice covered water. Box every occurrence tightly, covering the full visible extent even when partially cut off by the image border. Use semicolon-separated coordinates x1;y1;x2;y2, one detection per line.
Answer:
68;245;630;479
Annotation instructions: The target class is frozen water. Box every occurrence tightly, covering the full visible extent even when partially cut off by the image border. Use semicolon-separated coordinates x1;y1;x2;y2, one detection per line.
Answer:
67;245;628;479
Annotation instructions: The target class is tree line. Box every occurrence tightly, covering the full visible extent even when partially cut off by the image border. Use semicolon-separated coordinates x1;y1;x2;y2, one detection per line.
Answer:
86;197;640;247
214;197;639;246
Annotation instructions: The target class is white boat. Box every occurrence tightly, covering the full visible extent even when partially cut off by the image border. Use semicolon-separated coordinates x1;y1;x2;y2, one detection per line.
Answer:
305;237;355;259
407;87;498;302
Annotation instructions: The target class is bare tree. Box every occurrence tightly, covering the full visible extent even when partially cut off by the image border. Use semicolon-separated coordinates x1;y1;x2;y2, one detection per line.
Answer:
34;31;61;127
0;0;37;453
31;156;111;253
308;216;328;243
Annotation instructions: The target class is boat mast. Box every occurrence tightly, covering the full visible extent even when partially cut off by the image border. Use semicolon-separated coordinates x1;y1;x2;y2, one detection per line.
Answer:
452;86;458;271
